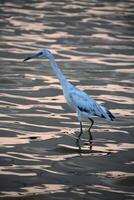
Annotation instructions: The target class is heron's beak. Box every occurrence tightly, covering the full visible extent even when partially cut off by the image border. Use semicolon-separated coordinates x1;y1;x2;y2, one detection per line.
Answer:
23;52;43;62
23;57;32;62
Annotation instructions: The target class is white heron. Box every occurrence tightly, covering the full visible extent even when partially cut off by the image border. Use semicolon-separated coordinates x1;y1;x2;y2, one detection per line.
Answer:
23;49;115;144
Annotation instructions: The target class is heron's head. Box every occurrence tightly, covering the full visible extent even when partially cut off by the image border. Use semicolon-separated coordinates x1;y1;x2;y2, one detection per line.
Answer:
23;49;52;62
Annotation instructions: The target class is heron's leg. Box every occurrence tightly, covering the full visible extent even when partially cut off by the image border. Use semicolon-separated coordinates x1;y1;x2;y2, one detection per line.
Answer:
88;118;94;140
76;121;83;144
78;121;83;139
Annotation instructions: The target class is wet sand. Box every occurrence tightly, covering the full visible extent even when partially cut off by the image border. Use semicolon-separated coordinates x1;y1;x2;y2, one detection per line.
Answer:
0;0;134;199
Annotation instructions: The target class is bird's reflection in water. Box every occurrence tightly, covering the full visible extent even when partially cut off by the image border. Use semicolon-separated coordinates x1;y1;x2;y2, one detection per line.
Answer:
57;128;113;157
73;134;112;157
76;141;111;157
76;138;93;154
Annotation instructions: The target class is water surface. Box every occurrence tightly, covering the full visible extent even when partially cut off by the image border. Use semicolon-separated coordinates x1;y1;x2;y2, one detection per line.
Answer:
0;0;134;199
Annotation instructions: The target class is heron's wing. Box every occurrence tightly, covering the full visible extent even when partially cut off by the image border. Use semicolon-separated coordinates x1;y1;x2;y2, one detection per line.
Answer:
69;89;110;119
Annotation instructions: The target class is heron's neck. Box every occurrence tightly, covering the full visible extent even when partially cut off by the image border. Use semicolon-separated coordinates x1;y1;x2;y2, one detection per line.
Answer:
48;54;67;86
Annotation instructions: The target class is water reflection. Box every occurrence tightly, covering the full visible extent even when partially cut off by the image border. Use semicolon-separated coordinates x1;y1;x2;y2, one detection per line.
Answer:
0;0;134;199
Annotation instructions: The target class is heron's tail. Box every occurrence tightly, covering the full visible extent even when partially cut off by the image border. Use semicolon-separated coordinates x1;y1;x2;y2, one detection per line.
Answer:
106;110;115;121
100;106;115;121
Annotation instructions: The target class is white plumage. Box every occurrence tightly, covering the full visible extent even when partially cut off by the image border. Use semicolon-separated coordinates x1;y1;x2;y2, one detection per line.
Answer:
24;49;115;143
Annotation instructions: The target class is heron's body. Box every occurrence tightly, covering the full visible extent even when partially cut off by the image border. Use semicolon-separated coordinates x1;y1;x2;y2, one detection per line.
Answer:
24;50;115;142
62;82;112;121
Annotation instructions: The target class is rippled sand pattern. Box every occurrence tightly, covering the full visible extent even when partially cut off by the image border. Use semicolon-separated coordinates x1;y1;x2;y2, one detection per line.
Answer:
0;0;134;199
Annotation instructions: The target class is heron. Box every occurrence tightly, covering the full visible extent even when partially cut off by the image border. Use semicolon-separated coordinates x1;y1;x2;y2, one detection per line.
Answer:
23;49;115;144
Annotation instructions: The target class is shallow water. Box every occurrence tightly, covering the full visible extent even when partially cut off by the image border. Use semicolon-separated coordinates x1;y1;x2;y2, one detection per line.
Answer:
0;0;134;199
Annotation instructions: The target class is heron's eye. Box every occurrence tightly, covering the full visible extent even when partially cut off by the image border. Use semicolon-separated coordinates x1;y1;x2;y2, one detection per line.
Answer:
38;52;43;56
